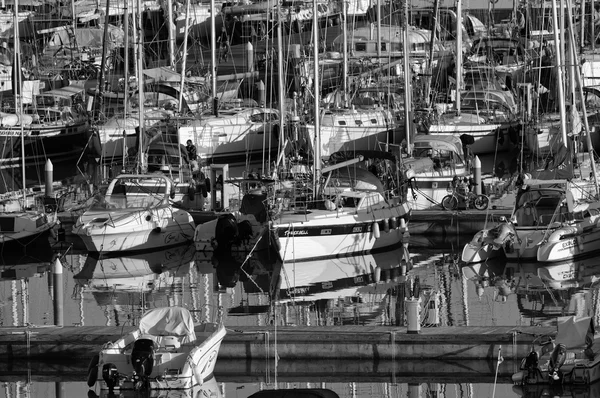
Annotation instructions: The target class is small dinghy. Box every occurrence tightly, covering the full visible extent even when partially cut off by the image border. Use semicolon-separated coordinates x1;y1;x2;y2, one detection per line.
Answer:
512;316;600;386
87;306;226;391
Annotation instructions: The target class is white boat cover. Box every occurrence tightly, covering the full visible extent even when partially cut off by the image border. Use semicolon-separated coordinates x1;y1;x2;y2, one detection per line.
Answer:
139;307;197;344
556;316;593;349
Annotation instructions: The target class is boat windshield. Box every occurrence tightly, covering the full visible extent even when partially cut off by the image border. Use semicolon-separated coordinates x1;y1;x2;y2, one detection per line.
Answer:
90;179;170;210
513;188;566;227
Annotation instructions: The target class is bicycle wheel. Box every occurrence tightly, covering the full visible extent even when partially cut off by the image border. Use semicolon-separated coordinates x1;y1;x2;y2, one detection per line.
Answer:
473;195;489;210
442;195;458;210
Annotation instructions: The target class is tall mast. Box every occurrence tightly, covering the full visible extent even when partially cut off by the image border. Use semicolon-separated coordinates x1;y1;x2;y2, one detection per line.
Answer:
551;0;568;147
342;0;348;105
211;0;217;115
425;0;439;106
455;0;462;115
276;0;286;171
566;0;600;196
98;0;110;99
403;0;411;151
14;0;24;200
123;2;129;170
136;0;146;172
167;0;176;68
179;0;191;113
312;0;320;193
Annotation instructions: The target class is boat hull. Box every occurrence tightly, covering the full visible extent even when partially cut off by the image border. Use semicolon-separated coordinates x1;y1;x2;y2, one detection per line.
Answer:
73;208;195;254
0;120;92;169
273;202;410;262
537;226;600;263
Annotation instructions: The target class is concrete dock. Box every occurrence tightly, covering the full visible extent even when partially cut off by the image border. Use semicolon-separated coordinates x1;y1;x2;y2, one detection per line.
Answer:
0;358;519;384
0;325;553;361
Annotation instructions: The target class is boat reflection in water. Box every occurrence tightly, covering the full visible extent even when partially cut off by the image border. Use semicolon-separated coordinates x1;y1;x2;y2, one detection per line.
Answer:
73;244;218;325
228;246;432;325
88;374;222;398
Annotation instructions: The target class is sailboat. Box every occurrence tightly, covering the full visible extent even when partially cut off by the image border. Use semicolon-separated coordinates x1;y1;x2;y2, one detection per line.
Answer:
0;3;57;250
72;3;195;255
268;2;411;263
462;1;600;264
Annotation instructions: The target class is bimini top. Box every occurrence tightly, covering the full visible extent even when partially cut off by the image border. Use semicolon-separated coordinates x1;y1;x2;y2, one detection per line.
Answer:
139;307;196;343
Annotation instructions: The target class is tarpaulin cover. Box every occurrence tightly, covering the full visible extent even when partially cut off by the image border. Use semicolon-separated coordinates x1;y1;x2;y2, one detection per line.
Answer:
556;316;593;349
139;307;196;343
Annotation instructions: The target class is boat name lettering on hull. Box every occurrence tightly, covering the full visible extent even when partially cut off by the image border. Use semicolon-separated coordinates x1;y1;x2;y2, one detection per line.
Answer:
285;230;309;236
562;239;576;249
0;130;29;136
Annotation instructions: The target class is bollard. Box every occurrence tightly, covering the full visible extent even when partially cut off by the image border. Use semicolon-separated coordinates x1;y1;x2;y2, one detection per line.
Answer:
53;258;64;326
405;297;421;334
474;155;482;195
45;159;53;197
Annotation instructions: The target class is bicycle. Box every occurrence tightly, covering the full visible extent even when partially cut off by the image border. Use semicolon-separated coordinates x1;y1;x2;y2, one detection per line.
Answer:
441;186;489;211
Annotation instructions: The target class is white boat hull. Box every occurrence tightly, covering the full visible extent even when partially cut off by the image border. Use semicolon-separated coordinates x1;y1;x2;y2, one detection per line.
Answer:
273;202;410;262
537;225;600;263
74;211;195;253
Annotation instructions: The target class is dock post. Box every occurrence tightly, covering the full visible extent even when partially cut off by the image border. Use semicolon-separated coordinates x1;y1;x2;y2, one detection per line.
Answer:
405;297;421;334
45;159;53;197
408;383;421;397
474;156;482;195
53;258;64;327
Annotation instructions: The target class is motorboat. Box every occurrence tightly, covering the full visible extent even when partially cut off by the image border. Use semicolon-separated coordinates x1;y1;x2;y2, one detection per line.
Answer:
512;316;600;386
72;173;195;254
462;177;600;263
87;306;226;391
90;374;222;398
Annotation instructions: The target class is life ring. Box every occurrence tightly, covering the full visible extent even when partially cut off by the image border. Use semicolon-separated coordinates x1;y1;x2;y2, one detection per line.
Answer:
87;354;100;387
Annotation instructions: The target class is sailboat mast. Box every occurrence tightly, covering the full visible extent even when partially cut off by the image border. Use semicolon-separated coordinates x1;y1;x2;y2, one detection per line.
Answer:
455;0;462;115
551;0;568;146
342;0;348;102
123;0;129;172
425;0;439;106
403;0;411;150
136;0;145;172
98;0;110;99
14;0;24;200
312;0;321;193
566;0;600;196
210;0;217;114
179;0;191;113
277;0;286;171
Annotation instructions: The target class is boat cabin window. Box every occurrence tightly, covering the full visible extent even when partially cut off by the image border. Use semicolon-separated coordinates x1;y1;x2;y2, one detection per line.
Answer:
0;217;15;232
355;42;367;52
513;189;563;226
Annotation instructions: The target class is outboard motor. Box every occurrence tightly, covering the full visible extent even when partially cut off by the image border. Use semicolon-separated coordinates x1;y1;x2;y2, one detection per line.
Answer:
522;350;539;370
548;343;567;381
131;338;155;384
101;363;119;391
215;214;238;249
